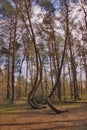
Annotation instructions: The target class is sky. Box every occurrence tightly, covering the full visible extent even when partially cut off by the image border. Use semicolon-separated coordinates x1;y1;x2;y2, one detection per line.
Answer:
0;0;87;82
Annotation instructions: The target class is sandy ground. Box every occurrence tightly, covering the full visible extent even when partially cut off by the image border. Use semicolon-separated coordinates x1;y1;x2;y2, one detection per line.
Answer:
0;103;87;130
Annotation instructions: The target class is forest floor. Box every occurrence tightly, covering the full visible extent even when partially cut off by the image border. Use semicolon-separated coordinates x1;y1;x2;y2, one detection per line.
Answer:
0;100;87;130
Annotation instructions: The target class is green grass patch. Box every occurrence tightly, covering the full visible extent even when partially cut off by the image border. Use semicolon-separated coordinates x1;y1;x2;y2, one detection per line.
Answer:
0;101;30;115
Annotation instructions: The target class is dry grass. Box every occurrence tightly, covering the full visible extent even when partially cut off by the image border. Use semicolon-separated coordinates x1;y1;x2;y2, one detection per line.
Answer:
0;101;87;130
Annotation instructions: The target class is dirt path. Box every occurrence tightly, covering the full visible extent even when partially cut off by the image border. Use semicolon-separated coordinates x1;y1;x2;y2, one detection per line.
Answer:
0;103;87;130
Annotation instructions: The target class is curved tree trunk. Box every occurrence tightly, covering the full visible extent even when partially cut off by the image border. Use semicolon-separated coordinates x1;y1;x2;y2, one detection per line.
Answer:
46;0;69;113
28;52;46;109
23;1;46;108
47;97;68;114
18;0;46;108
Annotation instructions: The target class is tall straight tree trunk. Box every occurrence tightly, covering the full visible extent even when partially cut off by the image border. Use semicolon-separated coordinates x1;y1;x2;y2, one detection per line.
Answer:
49;56;54;95
7;40;11;99
25;54;28;96
7;54;10;100
44;66;48;99
80;66;83;96
63;64;66;100
7;49;10;100
7;19;13;100
17;56;25;98
66;50;73;99
80;0;87;91
68;38;79;100
68;61;73;99
11;18;17;102
83;46;87;91
11;45;15;102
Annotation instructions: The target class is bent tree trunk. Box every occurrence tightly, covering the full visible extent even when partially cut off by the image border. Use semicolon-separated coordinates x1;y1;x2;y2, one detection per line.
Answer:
47;98;68;114
46;30;68;113
46;0;69;114
28;52;46;109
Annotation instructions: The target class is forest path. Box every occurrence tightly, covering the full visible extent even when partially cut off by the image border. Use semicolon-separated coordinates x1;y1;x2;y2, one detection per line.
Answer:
0;102;87;130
